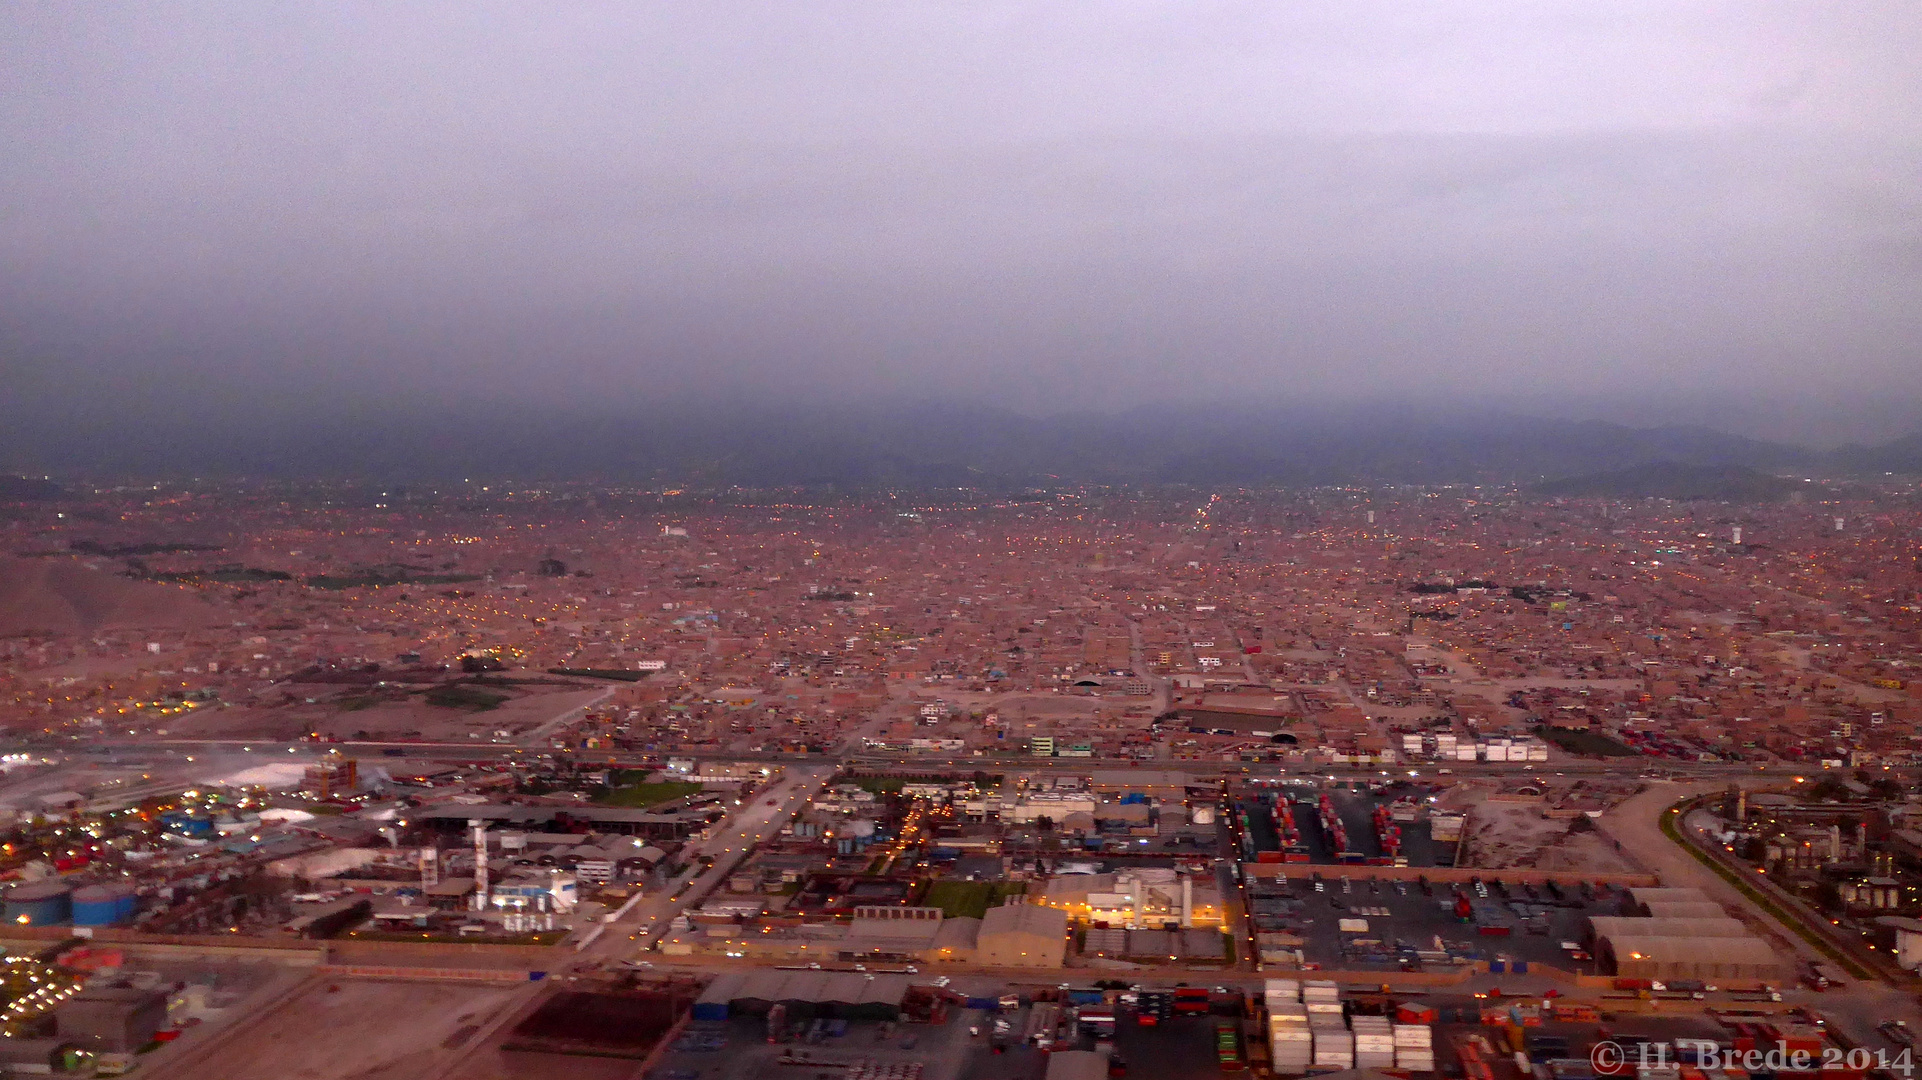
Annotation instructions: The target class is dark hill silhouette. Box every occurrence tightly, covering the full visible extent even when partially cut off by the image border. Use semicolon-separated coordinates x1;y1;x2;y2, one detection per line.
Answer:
1533;461;1800;501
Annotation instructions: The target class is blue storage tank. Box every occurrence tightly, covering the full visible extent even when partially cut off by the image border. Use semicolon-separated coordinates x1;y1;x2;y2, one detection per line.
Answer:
4;880;72;926
71;883;137;927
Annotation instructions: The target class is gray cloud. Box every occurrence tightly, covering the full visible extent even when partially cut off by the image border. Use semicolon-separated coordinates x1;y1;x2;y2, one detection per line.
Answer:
3;2;1920;442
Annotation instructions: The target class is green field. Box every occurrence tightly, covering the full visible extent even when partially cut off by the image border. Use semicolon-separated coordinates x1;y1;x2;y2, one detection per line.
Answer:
921;880;1028;919
594;778;704;809
422;685;508;710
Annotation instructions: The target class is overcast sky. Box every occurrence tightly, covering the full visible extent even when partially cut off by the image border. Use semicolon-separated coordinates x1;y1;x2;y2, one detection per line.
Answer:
4;3;1920;442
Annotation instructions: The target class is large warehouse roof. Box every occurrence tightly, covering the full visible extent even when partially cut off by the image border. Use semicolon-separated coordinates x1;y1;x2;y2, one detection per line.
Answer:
1589;916;1754;940
1600;934;1784;980
697;973;744;1007
982;902;1068;938
728;970;911;1009
1639;901;1728;920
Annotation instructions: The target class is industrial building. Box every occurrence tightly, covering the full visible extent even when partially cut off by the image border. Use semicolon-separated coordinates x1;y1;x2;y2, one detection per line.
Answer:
54;986;169;1053
975;903;1069;968
1587;898;1788;983
716;970;911;1021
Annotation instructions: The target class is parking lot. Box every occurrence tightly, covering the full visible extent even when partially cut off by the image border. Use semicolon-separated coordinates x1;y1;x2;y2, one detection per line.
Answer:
1249;873;1624;972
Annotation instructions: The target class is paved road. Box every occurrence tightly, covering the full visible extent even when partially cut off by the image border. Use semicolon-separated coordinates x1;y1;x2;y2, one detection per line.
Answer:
615;761;838;955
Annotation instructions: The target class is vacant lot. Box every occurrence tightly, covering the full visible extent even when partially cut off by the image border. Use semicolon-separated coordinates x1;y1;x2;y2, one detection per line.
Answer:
195;978;519;1080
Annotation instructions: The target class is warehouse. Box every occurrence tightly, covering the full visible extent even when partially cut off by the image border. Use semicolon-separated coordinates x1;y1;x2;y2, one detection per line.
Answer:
1639;901;1729;920
1597;934;1785;982
54;986;169;1053
725;970;911;1022
1621;887;1717;915
1586;916;1755;944
693;973;744;1022
976;903;1069;968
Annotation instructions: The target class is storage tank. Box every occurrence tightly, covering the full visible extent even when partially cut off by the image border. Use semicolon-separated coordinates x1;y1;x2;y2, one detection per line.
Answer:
846;819;877;839
71;883;137;927
1190;805;1218;826
5;880;72;926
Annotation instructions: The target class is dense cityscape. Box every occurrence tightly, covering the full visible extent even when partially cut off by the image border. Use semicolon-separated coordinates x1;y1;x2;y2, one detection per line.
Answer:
0;478;1916;1078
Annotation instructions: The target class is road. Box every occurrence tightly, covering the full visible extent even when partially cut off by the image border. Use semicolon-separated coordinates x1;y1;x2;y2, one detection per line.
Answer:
611;761;838;955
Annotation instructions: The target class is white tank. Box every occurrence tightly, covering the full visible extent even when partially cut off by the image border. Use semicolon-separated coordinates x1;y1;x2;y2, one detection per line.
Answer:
1190;805;1217;826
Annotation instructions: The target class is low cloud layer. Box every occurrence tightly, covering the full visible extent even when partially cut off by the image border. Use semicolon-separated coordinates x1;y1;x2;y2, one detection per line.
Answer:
4;3;1919;444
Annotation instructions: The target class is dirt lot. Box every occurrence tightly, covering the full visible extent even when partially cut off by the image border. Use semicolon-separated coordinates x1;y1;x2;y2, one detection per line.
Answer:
1462;800;1639;874
194;977;521;1080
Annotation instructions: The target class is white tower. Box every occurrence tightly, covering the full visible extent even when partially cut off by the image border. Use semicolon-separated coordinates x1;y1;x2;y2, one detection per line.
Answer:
470;820;489;911
1366;510;1375;526
1835;517;1846;532
1731;526;1742;545
419;846;439;889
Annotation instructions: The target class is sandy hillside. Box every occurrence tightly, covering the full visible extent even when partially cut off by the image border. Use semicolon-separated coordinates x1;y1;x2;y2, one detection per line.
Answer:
0;555;224;636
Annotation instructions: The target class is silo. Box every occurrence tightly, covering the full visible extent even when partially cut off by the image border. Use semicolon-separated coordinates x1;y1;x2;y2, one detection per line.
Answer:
846;819;877;839
1190;805;1218;826
5;880;72;926
71;883;137;927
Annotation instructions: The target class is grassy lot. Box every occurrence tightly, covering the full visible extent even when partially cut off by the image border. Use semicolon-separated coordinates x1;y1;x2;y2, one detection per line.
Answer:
1536;725;1637;757
850;777;905;795
594;778;704;809
423;684;508;710
922;880;1028;919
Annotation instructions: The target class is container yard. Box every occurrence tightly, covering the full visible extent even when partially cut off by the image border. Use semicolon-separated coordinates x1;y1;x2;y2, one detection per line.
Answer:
1245;873;1625;971
1235;784;1449;868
